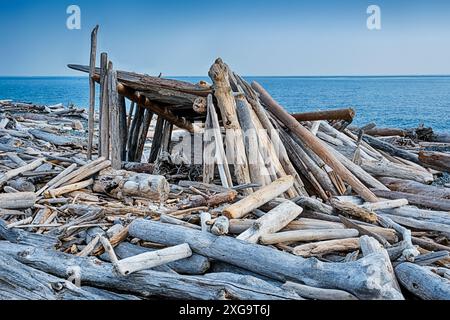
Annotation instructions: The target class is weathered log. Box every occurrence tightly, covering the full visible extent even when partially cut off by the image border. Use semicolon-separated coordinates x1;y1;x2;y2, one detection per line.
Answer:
377;215;420;261
0;252;123;300
108;63;122;169
359;236;403;295
0;220;59;249
36;163;78;196
379;213;450;234
46;179;93;198
129;219;403;299
0;192;36;209
291;108;355;123
363;127;407;137
116;243;192;275
93;168;170;202
252;81;378;203
30;130;85;147
261;229;359;245
237;201;303;243
235;92;267;187
0;158;45;186
419;151;450;173
108;242;210;275
99;52;110;158
87;25;98;160
282;281;358;300
223;176;294;219
205;94;233;188
330;198;378;223
379;177;450;199
395;263;450;300
372;189;450;212
134;109;154;162
360;199;409;211
121;162;155;174
0;242;300;300
293;238;360;257
362;160;434;184
209;59;252;193
362;135;419;164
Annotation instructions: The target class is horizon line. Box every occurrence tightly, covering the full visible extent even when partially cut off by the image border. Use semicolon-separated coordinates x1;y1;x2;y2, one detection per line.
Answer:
2;74;450;79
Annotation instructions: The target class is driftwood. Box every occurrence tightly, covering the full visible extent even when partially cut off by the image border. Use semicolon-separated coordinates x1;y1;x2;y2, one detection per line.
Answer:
379;177;450;199
223;176;294;219
419;151;450;172
252;81;378;203
129;219;403;299
0;242;300;300
87;25;98;160
209;59;253;192
395;263;450;300
291;108;355;123
361;160;433;184
283;281;358;300
372;189;450;212
0;158;45;186
106;242;210;275
0;192;36;209
261;229;359;245
115;243;192;275
93;168;169;202
236;201;303;243
293;238;360;257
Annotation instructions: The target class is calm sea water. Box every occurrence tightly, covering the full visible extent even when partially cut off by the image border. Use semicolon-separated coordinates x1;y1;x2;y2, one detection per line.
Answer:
0;76;449;132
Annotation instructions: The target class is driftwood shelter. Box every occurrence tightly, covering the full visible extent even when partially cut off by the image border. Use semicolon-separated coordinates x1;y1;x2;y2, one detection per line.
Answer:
0;26;449;300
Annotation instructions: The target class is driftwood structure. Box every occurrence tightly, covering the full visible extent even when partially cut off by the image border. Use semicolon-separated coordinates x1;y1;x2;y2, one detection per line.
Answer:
0;27;449;301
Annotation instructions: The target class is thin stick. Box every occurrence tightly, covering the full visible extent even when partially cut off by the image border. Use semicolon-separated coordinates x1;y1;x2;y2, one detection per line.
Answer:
87;25;99;160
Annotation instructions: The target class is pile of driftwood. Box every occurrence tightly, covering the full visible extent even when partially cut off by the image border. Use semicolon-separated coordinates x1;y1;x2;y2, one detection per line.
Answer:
1;28;450;301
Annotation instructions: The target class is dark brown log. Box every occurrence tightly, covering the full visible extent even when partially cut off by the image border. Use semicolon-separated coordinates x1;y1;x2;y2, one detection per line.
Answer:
419;151;450;173
121;162;155;174
252;81;378;203
134;109;154;162
118;95;128;160
364;127;407;137
291;108;355;123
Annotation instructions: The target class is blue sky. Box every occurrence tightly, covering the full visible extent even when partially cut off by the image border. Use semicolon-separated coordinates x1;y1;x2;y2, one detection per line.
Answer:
1;0;450;76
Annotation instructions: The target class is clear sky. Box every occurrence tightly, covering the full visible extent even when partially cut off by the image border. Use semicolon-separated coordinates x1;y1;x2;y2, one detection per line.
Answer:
1;0;450;76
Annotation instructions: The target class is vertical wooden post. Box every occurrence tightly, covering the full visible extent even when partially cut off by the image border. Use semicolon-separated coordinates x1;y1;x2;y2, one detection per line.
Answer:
118;95;128;160
127;102;136;131
149;116;166;163
87;25;99;160
108;62;122;170
135;109;154;162
99;52;110;159
127;105;145;162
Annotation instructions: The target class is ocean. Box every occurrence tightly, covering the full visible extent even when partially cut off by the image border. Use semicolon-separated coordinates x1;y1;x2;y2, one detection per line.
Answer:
0;76;449;132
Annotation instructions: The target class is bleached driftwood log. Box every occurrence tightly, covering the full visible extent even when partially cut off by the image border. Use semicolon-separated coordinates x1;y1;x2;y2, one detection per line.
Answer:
372;189;450;212
0;252;131;300
0;192;36;209
379;177;450;199
209;59;253;193
261;229;359;245
93;168;170;201
129;219;403;299
252;81;379;203
0;242;300;300
116;244;192;275
395;263;450;300
282;281;358;300
0;158;45;186
102;242;210;275
223;176;294;219
330;198;378;223
292;238;360;257
361;160;433;184
237;201;303;243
